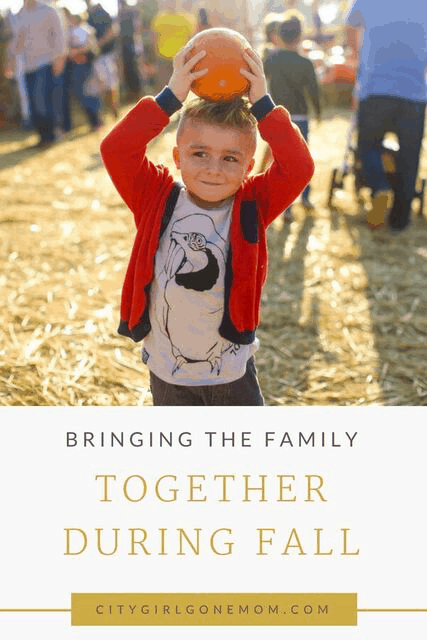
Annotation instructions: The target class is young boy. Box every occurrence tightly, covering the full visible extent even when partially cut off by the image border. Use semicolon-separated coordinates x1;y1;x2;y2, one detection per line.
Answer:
263;17;321;214
100;42;314;405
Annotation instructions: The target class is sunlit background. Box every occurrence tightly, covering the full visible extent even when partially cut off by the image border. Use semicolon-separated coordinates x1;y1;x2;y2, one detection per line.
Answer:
0;0;120;17
1;0;344;23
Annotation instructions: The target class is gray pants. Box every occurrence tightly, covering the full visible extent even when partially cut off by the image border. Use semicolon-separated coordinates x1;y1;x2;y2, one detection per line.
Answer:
149;357;264;406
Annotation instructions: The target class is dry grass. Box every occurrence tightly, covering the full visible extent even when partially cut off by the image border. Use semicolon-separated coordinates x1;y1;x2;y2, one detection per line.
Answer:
1;102;427;405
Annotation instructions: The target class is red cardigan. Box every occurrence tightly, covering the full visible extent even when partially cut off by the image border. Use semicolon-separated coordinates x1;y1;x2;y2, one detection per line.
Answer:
100;93;314;344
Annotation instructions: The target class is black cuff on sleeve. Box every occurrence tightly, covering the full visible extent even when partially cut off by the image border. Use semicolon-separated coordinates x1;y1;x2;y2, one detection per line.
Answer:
250;94;276;121
155;87;182;117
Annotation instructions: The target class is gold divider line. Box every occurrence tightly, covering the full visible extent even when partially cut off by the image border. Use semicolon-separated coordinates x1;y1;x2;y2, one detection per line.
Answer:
0;609;71;613
358;609;427;613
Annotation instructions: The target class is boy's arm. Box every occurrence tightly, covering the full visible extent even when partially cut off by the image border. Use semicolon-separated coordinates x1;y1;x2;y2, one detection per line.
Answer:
100;48;207;226
100;92;177;226
241;49;314;227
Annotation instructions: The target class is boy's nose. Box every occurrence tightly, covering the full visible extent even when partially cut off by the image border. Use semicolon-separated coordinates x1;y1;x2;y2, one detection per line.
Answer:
206;157;222;173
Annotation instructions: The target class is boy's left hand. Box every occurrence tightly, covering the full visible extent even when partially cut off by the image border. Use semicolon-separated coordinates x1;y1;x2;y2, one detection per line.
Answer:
240;48;268;105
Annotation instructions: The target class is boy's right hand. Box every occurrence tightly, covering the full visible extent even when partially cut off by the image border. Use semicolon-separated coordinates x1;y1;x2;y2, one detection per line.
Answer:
168;46;208;103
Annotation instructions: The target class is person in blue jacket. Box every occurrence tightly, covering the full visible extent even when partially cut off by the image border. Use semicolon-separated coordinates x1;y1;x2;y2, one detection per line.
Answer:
346;0;427;231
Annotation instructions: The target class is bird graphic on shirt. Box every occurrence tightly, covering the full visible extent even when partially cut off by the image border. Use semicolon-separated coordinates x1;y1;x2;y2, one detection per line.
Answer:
161;213;235;375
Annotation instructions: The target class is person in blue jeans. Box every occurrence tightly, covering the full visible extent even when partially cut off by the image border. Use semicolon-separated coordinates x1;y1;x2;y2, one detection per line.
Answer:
346;0;427;231
6;0;66;148
70;59;103;130
61;10;103;132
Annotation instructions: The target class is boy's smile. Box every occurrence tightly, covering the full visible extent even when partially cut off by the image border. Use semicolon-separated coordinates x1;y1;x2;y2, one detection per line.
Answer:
173;119;255;209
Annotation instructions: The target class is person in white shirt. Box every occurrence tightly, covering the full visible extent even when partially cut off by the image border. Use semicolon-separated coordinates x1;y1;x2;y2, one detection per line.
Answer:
6;0;67;147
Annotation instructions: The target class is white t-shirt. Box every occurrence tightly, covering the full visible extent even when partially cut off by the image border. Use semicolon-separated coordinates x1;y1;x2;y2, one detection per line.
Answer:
143;189;258;386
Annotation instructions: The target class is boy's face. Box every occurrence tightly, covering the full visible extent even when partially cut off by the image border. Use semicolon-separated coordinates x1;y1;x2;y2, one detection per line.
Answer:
173;119;255;209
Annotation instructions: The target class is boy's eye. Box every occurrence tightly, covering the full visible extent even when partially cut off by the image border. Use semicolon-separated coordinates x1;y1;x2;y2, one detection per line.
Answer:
224;156;239;163
193;151;207;158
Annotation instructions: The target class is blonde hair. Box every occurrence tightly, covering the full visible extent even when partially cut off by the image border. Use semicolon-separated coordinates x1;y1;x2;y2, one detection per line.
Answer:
177;97;257;148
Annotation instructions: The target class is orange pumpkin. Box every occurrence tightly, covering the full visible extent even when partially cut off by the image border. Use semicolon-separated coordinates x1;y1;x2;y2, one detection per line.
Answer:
185;28;251;101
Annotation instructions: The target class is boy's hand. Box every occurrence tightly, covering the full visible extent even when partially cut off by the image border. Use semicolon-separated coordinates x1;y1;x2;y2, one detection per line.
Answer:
240;48;268;105
168;46;208;103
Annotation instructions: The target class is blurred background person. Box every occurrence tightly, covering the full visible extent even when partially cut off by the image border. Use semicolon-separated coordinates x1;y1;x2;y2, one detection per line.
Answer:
118;0;143;102
85;0;120;119
3;8;32;129
346;0;427;231
63;8;102;132
262;0;305;54
51;2;70;139
195;6;211;33
138;0;159;95
311;0;329;45
262;16;321;218
259;15;281;63
5;0;67;148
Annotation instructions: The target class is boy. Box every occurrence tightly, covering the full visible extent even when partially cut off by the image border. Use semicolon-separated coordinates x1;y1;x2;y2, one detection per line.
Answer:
263;17;321;214
100;42;314;405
